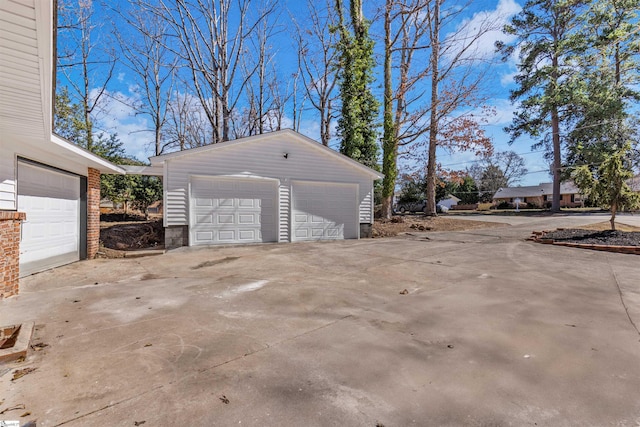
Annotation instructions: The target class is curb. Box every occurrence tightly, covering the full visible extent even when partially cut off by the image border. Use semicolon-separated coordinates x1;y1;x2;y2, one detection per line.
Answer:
529;231;640;255
0;321;34;364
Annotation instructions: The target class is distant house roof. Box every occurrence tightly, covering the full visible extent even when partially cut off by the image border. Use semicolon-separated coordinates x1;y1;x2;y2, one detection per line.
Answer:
442;194;461;202
629;174;640;192
148;200;163;209
493;182;581;200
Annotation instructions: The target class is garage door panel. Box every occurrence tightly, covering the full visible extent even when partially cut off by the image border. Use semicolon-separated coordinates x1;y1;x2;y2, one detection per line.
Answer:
196;231;214;241
18;162;80;276
238;213;256;224
292;182;357;241
217;214;234;224
190;177;277;245
218;230;236;241
311;227;324;237
196;214;213;224
238;229;257;240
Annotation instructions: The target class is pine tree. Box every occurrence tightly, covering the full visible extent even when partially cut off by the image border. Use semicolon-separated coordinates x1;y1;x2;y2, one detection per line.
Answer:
565;0;639;169
573;144;640;230
497;0;586;212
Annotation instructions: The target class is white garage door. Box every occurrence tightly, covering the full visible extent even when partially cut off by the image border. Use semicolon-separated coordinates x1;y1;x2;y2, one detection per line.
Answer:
17;161;80;276
190;177;278;245
292;181;357;241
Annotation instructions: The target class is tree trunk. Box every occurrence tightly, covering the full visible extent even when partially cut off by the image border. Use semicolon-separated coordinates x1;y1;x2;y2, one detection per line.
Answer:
550;45;561;213
381;0;395;220
425;0;440;217
551;105;561;212
610;202;617;230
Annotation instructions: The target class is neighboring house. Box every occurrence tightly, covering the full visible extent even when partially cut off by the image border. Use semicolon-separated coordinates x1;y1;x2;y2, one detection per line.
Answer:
135;130;383;248
438;195;460;209
0;0;123;297
147;200;163;215
629;174;640;193
100;199;124;213
493;182;583;208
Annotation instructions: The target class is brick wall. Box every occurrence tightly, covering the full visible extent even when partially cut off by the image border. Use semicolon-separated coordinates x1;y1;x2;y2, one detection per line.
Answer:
87;167;100;259
0;211;26;299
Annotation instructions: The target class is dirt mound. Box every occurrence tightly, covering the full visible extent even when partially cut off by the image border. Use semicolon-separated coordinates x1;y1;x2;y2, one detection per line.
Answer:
373;215;504;237
100;219;164;250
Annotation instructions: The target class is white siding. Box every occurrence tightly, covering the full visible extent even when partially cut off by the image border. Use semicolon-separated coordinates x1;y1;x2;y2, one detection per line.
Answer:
278;181;290;242
0;149;16;210
0;0;50;142
359;182;373;223
164;137;376;228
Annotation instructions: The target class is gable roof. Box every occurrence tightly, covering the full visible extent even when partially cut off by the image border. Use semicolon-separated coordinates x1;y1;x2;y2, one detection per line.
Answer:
149;129;383;180
493;182;581;199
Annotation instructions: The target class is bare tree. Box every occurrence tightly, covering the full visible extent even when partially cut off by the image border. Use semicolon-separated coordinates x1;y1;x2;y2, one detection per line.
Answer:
111;1;177;156
424;0;501;216
381;0;434;218
57;0;115;152
150;0;276;143
292;0;340;146
238;3;286;137
467;150;528;200
164;89;212;151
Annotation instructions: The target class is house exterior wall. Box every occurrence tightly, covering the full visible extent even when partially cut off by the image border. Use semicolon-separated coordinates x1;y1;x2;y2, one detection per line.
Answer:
0;211;25;298
493;194;581;208
163;137;375;238
0;152;16;210
87;168;100;259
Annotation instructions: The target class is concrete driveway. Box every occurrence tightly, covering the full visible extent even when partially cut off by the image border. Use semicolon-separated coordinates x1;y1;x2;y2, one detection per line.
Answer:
2;213;640;426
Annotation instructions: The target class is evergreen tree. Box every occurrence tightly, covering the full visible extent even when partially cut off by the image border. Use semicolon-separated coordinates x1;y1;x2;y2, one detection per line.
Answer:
565;0;639;170
497;0;585;212
334;0;380;170
55;89;163;214
573;143;640;230
452;176;480;205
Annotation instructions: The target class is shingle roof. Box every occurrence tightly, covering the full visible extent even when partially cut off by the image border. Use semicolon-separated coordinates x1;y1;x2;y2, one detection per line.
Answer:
493;182;581;199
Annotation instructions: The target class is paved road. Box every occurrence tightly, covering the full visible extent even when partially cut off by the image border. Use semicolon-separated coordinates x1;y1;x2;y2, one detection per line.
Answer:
2;214;639;426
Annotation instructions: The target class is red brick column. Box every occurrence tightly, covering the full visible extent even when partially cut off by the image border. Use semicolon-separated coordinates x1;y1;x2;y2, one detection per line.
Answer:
87;167;101;259
0;211;26;298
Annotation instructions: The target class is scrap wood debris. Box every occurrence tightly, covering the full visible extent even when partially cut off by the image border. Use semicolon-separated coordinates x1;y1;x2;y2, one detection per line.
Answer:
0;403;25;414
11;367;36;381
100;219;164;251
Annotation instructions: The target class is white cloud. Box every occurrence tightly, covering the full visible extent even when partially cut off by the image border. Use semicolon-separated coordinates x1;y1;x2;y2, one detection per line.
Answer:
485;98;518;126
88;88;154;161
444;0;521;62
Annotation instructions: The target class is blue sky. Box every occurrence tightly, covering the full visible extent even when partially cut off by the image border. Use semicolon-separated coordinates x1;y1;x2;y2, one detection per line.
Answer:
57;0;553;186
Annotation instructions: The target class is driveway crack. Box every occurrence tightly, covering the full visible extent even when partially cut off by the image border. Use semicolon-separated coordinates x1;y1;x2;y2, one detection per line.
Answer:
607;257;640;340
198;314;354;374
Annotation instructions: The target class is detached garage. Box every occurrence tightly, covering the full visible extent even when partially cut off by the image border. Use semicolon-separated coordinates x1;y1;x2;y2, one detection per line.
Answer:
149;129;382;248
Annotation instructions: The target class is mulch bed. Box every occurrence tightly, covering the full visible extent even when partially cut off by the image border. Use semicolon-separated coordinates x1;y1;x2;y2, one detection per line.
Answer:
542;229;640;247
